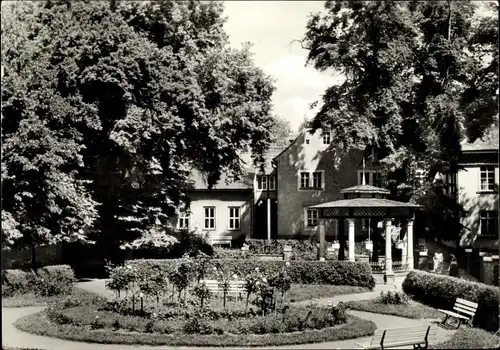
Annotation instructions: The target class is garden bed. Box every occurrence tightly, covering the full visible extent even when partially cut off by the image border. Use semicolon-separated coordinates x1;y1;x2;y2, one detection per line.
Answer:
287;284;370;302
345;299;442;320
14;300;377;346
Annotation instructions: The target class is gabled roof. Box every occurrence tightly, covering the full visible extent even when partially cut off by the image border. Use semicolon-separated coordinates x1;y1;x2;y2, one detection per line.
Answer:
461;126;499;152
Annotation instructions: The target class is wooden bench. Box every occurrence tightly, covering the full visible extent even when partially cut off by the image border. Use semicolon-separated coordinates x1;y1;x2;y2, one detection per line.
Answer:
210;236;232;247
201;279;245;301
437;298;478;329
356;325;435;349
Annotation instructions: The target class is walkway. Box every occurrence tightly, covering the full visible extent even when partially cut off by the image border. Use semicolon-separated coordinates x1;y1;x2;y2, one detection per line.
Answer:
2;279;455;350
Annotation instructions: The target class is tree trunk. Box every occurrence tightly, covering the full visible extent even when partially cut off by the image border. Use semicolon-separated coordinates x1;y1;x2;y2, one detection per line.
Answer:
31;243;37;271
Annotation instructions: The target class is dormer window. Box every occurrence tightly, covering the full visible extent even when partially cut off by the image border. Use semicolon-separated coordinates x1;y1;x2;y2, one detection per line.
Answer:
322;132;331;145
257;175;268;190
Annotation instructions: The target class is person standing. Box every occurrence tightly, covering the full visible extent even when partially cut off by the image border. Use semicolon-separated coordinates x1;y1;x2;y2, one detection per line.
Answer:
433;249;444;274
448;254;460;278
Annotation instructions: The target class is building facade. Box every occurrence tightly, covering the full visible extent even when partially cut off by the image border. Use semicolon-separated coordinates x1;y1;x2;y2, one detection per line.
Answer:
457;127;499;252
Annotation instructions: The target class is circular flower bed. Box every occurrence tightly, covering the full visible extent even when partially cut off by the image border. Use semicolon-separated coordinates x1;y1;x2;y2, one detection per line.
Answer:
15;296;376;346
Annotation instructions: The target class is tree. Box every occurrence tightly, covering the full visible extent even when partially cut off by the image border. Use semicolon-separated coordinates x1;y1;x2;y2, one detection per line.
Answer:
1;0;277;261
269;115;293;145
1;1;99;267
301;0;498;242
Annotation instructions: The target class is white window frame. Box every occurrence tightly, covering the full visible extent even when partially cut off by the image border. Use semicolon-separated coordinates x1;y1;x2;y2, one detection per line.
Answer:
357;170;380;186
312;171;323;188
177;211;190;229
480;210;498;236
480;166;495;191
203;206;216;230
257;175;268;191
304;208;319;228
322;131;331;145
269;175;276;190
298;170;325;190
228;206;241;231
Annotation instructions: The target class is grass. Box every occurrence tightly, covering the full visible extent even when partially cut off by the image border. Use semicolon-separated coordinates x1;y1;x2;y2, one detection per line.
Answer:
14;310;376;347
2;287;97;308
345;299;443;320
431;327;500;349
286;284;370;303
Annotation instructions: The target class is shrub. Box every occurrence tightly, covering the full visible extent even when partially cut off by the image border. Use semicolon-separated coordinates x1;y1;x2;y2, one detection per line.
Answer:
2;269;38;296
378;290;409;305
213;248;249;259
402;270;499;331
35;265;75;296
128;259;375;288
245;239;318;260
431;327;500;349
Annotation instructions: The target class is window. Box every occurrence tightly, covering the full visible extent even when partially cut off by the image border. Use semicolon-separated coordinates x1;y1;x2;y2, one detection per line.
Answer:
204;207;215;230
305;209;319;228
299;170;324;190
269;175;276;190
178;212;190;229
300;171;310;189
257;175;268;190
305;138;310;145
312;172;322;188
357;171;381;186
228;207;241;230
480;211;498;236
480;166;495;191
322;132;331;145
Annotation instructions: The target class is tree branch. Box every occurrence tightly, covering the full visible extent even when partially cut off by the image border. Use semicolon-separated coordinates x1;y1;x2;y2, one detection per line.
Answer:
287;39;311;50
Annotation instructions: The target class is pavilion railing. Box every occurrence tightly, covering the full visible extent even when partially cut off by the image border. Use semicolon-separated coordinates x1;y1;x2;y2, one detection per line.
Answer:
369;261;409;273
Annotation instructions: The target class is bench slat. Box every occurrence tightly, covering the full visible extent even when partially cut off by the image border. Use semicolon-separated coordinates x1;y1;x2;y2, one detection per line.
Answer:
456;298;478;308
454;306;476;317
358;325;432;349
438;309;471;320
455;303;477;312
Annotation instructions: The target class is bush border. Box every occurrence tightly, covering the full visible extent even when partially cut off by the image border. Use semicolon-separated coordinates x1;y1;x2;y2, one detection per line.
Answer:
14;310;376;347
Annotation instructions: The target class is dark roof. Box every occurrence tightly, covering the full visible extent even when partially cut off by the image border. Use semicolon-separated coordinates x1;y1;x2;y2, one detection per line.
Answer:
340;184;390;195
461;127;499;152
310;198;423;209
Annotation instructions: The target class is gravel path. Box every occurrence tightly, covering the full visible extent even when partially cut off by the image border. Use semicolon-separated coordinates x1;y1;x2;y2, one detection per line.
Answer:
2;279;456;350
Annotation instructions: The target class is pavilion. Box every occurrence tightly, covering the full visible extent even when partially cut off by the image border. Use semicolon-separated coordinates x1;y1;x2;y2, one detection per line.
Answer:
310;181;423;284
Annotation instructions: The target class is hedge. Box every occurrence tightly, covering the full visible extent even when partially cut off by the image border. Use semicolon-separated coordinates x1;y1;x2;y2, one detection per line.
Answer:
245;239;318;260
402;270;499;331
2;265;75;297
128;259;376;289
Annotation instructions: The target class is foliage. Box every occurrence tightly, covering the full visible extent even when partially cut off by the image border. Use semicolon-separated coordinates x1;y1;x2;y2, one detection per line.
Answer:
302;1;498;242
168;256;194;301
402;270;499;331
377;290;410;305
192;283;212;309
2;265;75;297
245;239;319;260
128;258;376;288
1;0;278;264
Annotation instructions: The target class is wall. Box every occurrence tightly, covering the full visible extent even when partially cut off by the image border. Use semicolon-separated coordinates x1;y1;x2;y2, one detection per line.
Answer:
275;129;366;239
184;190;252;241
458;163;499;249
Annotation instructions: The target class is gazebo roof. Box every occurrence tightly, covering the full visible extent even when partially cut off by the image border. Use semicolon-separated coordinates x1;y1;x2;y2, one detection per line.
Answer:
310;198;423;209
340;184;390;195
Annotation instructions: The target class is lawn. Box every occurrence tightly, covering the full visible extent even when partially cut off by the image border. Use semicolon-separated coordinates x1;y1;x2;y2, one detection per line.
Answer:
345;299;443;320
286;284;371;303
2;287;98;308
431;327;500;349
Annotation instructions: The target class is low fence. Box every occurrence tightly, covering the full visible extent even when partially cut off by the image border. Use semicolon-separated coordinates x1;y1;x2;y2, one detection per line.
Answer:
369;261;409;274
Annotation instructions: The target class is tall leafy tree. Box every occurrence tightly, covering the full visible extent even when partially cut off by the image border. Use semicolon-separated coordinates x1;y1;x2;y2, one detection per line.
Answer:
302;0;498;242
1;0;277;261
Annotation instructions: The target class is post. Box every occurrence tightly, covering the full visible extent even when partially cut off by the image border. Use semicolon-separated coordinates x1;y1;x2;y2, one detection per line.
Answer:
319;219;326;261
483;256;495;285
267;198;271;241
384;219;394;284
283;245;292;261
465;248;473;275
347;218;355;262
406;218;414;270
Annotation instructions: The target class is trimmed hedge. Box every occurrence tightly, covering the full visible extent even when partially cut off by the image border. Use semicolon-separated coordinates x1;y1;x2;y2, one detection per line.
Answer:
2;265;75;297
245;239;318;260
402;270;499;331
129;259;376;289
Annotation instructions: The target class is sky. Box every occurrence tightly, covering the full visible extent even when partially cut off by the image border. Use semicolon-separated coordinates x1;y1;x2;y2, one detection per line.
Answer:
223;1;496;133
223;1;341;132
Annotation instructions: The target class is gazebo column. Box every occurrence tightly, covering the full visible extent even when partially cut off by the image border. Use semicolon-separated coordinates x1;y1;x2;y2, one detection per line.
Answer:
347;218;355;262
384;219;394;284
318;219;326;261
406;217;414;270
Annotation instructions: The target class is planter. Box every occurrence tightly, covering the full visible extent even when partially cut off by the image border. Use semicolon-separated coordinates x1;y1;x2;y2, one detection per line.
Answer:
365;242;373;251
332;242;340;250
